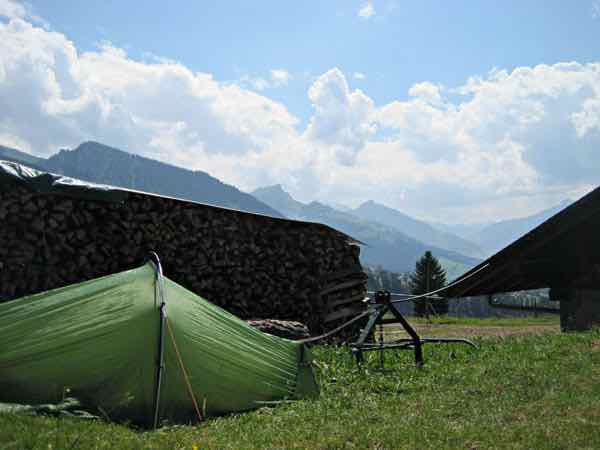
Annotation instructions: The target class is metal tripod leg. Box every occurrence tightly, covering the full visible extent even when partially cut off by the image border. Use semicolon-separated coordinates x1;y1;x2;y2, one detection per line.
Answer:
352;305;384;365
387;304;423;367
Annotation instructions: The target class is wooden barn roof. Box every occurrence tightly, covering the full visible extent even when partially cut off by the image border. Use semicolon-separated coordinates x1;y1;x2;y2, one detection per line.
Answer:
446;186;600;298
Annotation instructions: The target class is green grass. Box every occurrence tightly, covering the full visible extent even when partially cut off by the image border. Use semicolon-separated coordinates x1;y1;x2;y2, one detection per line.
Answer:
408;314;560;327
1;325;599;449
383;314;560;330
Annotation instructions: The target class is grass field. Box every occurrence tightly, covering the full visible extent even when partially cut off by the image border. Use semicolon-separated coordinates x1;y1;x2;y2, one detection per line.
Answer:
386;315;561;339
1;317;599;450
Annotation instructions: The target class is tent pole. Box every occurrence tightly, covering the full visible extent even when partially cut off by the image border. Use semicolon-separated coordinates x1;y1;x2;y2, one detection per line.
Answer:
149;252;166;430
152;302;166;429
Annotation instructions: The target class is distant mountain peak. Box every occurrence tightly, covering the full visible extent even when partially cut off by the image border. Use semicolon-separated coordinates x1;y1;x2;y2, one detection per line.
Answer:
251;184;304;216
254;183;288;194
358;199;405;213
76;141;123;154
323;200;353;212
352;199;486;259
360;199;377;206
252;184;296;202
305;201;337;216
468;199;575;255
80;140;105;148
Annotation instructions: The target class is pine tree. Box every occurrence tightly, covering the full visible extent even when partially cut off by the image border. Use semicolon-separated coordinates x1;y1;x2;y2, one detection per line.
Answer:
410;251;448;317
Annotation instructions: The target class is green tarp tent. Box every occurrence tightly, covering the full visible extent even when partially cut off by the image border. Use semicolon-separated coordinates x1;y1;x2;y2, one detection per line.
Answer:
0;262;318;427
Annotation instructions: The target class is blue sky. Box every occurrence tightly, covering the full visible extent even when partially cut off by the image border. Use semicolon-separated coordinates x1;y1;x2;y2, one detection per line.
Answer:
1;0;600;222
28;0;600;123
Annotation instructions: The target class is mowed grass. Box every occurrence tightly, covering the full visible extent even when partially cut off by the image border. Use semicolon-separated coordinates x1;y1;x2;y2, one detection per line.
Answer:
389;315;561;339
1;318;599;450
409;314;560;327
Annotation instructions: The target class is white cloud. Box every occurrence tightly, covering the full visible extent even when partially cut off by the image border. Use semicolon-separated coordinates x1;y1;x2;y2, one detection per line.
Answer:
305;68;376;165
0;17;299;165
249;77;269;91
1;7;600;223
0;131;32;152
0;0;47;27
270;69;291;86
572;97;600;137
0;0;25;19
362;62;600;218
408;81;444;105
358;2;375;19
593;1;600;19
239;68;292;91
353;72;366;80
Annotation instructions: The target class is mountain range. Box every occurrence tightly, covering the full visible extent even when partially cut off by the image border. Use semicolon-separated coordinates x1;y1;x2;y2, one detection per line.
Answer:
251;185;480;276
462;200;572;255
1;142;283;218
352;200;573;259
350;200;485;259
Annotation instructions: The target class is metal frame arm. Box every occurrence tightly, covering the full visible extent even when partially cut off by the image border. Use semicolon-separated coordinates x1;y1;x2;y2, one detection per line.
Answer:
387;304;423;366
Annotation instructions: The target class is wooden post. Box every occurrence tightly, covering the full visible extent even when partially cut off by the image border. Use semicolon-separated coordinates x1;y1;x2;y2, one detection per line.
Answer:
556;288;600;331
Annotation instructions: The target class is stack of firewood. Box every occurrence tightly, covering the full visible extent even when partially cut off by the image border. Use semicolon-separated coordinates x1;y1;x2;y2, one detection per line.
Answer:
0;182;367;334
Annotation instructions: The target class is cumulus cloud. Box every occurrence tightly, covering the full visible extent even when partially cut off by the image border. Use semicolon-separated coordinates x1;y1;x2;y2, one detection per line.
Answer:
305;68;376;165
0;0;25;19
270;69;291;86
0;18;298;164
240;68;292;91
1;6;600;223
362;63;600;218
248;77;269;91
358;2;375;19
572;98;600;137
408;81;444;105
0;0;47;26
353;72;366;80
